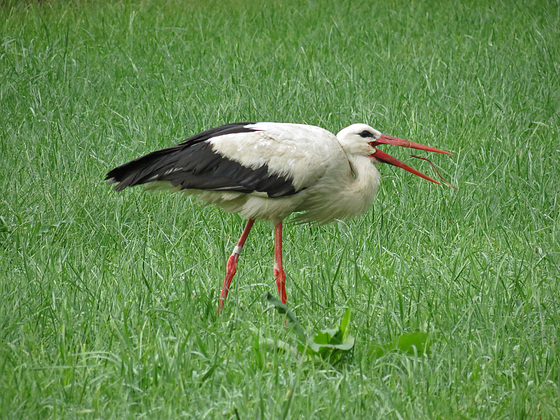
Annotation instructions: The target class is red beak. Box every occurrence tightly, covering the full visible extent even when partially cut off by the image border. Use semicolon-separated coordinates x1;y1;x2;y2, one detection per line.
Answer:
370;134;452;185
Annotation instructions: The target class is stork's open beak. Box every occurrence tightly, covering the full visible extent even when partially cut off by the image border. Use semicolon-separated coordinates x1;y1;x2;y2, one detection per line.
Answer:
370;134;452;185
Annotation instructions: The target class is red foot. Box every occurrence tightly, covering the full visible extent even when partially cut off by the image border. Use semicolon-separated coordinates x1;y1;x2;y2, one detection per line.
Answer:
218;254;239;313
217;219;255;314
274;267;286;305
274;222;287;305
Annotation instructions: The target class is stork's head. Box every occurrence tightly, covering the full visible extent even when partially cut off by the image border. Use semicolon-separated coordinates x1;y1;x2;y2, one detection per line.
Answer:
336;123;452;185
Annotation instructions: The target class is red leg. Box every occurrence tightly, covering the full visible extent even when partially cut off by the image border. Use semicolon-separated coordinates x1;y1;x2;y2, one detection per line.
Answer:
274;222;287;305
218;218;255;313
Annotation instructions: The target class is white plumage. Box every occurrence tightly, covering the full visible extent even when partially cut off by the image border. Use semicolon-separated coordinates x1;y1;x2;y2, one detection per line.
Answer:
106;122;451;311
183;123;381;225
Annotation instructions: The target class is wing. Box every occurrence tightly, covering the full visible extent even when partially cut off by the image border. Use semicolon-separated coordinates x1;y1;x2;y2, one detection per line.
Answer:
208;122;344;191
106;122;343;198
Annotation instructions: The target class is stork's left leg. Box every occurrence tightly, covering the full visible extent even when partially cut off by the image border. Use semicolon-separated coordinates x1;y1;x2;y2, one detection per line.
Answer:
274;222;287;304
218;218;255;313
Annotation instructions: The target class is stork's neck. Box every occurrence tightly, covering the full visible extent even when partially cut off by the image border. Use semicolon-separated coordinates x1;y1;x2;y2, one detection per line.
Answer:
296;156;381;224
319;155;380;222
296;155;381;224
345;155;381;209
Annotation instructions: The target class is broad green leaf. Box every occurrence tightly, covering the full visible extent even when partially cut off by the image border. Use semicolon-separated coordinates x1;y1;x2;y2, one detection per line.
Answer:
263;294;355;361
312;330;333;345
366;332;433;361
339;308;351;342
393;332;431;355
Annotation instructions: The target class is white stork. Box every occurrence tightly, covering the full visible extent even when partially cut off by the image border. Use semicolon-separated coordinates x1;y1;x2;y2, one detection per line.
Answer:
106;122;452;312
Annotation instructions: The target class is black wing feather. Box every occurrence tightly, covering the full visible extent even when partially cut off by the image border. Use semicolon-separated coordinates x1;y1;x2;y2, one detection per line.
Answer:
105;122;297;198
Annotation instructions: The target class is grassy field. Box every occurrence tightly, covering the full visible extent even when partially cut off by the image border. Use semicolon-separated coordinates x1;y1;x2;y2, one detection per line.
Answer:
1;0;559;417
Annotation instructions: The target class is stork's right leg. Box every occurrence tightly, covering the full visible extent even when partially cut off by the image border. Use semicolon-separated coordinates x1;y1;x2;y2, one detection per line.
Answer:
274;222;287;305
217;218;255;313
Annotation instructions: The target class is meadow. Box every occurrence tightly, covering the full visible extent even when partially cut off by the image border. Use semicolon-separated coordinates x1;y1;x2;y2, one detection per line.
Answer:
1;0;559;417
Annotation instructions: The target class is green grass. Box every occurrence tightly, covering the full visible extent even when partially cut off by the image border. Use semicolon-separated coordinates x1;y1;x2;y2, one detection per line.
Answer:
1;0;559;417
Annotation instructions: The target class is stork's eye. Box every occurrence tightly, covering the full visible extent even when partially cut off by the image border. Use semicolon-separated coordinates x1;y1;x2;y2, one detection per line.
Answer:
359;130;374;138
